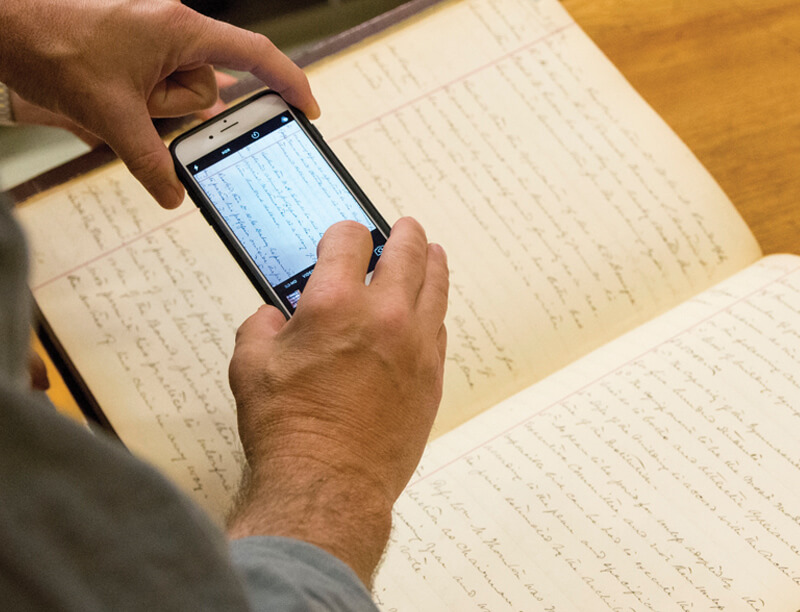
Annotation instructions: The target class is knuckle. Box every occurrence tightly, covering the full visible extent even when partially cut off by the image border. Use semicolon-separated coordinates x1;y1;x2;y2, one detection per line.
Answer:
159;2;195;29
297;285;349;320
234;315;253;344
184;65;219;108
252;31;278;53
242;31;277;65
198;83;218;108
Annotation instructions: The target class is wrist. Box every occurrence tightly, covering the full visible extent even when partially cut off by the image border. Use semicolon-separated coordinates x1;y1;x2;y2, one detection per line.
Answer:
228;454;393;587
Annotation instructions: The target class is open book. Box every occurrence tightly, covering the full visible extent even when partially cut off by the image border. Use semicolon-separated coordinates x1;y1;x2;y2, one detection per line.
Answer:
12;0;800;607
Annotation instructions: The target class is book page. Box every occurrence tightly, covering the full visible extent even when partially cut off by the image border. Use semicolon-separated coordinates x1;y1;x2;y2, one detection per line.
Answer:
17;0;761;519
374;254;800;610
306;0;761;433
17;164;263;522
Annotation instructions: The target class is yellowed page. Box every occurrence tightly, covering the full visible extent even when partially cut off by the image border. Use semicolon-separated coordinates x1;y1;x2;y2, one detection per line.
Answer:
18;0;761;519
18;165;263;522
375;254;800;610
307;0;761;434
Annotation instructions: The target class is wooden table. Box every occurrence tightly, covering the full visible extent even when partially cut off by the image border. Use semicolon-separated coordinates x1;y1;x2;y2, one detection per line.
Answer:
563;0;800;255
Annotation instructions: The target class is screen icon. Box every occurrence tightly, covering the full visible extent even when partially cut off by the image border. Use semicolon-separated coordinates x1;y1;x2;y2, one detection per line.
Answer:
286;290;302;309
251;131;260;139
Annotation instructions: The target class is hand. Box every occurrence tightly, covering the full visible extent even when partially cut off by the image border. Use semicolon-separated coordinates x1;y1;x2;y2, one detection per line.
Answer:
7;71;237;147
0;0;319;209
9;91;103;147
227;218;449;585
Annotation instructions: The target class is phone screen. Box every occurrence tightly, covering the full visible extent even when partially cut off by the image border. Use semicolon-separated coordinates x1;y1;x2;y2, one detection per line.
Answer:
186;110;386;312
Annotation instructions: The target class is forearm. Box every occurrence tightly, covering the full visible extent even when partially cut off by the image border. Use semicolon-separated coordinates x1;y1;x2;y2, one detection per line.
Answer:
228;454;393;587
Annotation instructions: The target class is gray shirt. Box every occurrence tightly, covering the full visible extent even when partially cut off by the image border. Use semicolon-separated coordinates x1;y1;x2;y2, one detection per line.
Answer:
0;196;378;611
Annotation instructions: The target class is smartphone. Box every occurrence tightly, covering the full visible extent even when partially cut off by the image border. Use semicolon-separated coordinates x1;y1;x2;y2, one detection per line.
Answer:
169;90;390;317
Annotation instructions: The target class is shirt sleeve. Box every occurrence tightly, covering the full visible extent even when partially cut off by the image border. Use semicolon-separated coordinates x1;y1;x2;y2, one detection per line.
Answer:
229;536;380;612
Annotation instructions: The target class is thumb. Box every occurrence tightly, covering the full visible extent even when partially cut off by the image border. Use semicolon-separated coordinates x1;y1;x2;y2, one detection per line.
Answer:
97;101;185;209
235;305;287;346
230;305;287;393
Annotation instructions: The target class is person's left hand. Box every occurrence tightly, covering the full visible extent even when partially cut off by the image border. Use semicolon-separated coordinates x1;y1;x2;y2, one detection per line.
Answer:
8;71;237;147
9;92;102;147
0;0;319;209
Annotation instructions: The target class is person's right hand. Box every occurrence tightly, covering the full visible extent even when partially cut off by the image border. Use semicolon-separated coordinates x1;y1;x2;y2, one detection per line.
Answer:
227;217;449;586
0;0;319;209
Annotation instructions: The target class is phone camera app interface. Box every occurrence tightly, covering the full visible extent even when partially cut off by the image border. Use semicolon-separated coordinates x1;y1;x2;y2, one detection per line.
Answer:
189;111;385;311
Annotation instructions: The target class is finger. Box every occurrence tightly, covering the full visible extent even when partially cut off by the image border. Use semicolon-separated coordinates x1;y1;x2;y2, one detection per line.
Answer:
230;305;286;395
437;324;448;367
235;304;287;346
305;221;374;290
195;71;236;119
96;100;184;208
196;98;227;121
147;65;218;117
69;126;104;148
185;17;320;118
214;70;238;89
369;217;429;304
415;242;450;333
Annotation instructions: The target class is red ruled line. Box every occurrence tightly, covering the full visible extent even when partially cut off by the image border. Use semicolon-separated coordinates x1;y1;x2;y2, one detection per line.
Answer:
31;22;575;291
406;263;800;490
32;207;198;293
328;22;576;143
